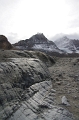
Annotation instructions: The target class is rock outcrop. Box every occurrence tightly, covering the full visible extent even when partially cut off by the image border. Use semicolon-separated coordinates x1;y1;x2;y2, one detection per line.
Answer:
0;58;50;105
0;50;74;120
0;35;13;50
8;81;73;120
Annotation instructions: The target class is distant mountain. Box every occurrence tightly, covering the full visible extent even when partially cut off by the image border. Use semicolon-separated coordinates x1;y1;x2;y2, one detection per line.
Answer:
50;33;79;41
54;36;79;53
13;33;64;54
0;35;13;50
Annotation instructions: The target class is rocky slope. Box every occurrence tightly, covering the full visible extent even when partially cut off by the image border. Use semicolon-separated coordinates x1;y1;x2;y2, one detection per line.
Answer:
54;36;79;53
13;33;63;54
0;35;13;50
0;50;75;120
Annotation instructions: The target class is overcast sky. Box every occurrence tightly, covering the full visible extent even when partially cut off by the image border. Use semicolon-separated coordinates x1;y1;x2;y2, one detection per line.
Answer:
0;0;79;43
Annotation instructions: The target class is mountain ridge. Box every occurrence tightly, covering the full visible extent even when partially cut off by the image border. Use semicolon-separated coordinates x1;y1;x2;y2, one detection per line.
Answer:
54;36;79;53
13;33;64;54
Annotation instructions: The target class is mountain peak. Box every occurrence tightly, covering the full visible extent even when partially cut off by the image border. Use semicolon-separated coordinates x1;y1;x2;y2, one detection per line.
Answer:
31;33;45;37
29;33;48;43
63;36;69;39
13;33;63;53
54;36;79;53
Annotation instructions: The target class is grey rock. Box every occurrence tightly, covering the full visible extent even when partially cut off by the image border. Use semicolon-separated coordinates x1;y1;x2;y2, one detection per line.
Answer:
62;96;70;106
0;52;74;120
0;58;50;105
8;81;73;120
0;57;52;119
4;106;13;117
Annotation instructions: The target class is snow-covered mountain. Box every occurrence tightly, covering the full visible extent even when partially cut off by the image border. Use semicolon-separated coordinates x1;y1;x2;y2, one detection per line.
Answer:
54;36;79;53
13;33;64;54
51;33;79;42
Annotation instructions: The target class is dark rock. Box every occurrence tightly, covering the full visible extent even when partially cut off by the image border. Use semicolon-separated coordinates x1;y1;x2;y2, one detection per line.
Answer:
38;104;49;109
58;73;62;77
0;35;13;50
56;77;59;81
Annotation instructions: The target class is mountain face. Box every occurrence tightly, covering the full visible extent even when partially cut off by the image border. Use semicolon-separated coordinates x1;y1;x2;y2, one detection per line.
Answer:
0;35;13;50
13;33;63;54
54;36;79;53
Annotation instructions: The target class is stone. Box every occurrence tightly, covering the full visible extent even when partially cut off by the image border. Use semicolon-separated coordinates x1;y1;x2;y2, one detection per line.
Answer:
56;82;61;85
58;74;62;77
62;96;70;106
50;89;56;93
56;77;59;81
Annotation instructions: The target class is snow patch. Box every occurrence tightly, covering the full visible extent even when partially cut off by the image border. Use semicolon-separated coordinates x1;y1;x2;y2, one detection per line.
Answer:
32;44;63;53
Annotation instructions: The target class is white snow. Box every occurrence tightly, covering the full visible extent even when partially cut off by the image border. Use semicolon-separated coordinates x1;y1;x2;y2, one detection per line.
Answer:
32;44;63;53
55;36;70;49
55;36;79;53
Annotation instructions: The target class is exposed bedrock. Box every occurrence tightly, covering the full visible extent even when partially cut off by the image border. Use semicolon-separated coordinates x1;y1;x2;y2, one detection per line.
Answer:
0;58;50;105
0;80;74;120
0;55;74;120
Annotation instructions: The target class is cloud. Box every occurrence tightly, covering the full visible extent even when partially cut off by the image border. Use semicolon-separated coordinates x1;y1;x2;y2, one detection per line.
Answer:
51;33;79;41
0;0;79;43
69;17;79;29
7;33;19;44
67;33;79;40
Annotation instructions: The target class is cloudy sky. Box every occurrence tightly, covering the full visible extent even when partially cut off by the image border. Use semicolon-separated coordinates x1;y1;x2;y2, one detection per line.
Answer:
0;0;79;43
